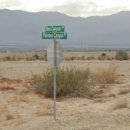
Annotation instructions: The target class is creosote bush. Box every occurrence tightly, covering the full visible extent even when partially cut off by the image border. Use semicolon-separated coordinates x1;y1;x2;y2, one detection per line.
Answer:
115;50;129;60
29;67;93;98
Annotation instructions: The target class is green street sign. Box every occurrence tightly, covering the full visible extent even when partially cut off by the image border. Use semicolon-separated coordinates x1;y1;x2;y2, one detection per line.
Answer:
45;25;65;33
42;32;53;39
42;32;67;39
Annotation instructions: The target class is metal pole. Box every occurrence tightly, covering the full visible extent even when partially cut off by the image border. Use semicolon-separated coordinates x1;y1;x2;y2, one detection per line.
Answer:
53;39;57;120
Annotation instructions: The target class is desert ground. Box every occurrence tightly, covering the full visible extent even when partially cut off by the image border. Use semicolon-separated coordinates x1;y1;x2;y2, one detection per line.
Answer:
0;51;130;130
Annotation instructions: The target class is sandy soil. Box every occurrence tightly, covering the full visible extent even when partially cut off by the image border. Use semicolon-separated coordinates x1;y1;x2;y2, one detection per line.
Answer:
0;60;130;80
0;60;130;130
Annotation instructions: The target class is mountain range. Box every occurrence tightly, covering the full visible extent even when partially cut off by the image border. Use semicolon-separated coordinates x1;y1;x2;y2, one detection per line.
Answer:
0;9;130;50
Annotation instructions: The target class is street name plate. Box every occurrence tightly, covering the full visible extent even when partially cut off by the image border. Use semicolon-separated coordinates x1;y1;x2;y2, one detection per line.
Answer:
45;25;65;33
42;32;67;39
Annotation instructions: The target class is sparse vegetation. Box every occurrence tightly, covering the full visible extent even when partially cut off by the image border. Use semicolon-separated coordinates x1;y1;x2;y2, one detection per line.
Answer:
94;64;119;86
115;50;129;60
87;56;95;60
28;67;94;98
10;95;31;103
33;54;39;60
0;50;130;129
65;56;86;60
80;56;85;60
98;53;108;60
0;51;47;61
3;56;14;61
118;88;130;95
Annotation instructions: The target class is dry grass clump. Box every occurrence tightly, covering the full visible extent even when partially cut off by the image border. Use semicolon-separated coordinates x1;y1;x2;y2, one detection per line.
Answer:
34;110;53;117
94;64;119;87
107;98;128;112
33;103;52;117
118;88;130;95
9;95;31;103
28;67;94;98
0;108;14;120
118;85;130;95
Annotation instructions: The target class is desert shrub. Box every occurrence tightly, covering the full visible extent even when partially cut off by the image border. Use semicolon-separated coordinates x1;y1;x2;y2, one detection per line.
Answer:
118;88;130;95
80;56;85;60
69;56;75;60
98;56;106;60
101;53;106;57
29;67;94;98
98;53;107;60
3;56;18;61
115;50;129;60
87;56;95;60
65;57;75;60
33;54;39;60
27;55;40;61
106;57;114;60
3;56;11;61
94;64;119;86
65;56;86;61
39;56;44;60
97;56;102;60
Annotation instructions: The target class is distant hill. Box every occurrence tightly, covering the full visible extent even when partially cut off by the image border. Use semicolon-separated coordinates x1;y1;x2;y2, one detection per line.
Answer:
0;9;130;50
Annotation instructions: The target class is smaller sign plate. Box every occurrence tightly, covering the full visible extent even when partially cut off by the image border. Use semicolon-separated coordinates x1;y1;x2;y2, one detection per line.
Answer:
42;32;67;39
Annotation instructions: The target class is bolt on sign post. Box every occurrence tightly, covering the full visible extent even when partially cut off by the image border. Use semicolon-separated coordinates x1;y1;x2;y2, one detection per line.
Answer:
42;25;67;120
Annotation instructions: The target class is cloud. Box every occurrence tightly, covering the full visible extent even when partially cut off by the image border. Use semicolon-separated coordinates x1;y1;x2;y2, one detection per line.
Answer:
50;0;130;17
0;0;130;17
0;0;21;9
46;1;96;17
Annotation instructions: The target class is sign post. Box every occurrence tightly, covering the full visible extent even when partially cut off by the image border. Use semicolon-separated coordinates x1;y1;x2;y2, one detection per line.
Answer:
42;25;67;120
53;39;57;120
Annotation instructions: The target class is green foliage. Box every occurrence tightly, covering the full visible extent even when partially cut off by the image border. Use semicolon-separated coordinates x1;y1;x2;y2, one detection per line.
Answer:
98;53;107;60
33;54;39;60
115;50;129;60
29;67;94;98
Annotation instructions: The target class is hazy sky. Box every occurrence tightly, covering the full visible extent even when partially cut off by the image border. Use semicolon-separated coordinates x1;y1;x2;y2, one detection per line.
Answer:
0;0;130;17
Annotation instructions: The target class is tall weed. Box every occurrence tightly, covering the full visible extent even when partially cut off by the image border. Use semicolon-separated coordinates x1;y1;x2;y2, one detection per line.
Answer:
94;64;119;86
